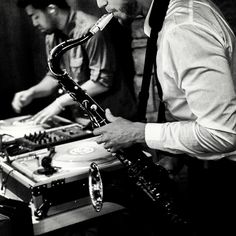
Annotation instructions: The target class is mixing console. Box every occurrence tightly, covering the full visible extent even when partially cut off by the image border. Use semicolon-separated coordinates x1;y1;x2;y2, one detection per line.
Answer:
2;123;93;157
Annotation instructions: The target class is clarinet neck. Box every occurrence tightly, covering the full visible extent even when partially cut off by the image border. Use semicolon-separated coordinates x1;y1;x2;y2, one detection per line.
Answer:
48;13;113;77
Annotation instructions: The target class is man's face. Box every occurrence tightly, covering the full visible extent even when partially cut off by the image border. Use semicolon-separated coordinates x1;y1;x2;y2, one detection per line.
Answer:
96;0;139;21
25;5;57;34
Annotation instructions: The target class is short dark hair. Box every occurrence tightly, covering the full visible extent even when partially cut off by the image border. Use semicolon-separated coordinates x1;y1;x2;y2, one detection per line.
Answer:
17;0;70;10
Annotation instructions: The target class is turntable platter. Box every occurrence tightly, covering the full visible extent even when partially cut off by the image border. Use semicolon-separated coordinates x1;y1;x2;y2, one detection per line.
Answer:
52;138;115;168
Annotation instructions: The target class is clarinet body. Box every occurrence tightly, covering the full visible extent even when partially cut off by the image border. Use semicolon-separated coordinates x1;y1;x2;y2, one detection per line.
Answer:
48;13;190;229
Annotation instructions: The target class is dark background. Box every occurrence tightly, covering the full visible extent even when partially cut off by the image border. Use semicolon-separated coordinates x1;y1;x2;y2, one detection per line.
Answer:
0;0;48;119
0;0;235;120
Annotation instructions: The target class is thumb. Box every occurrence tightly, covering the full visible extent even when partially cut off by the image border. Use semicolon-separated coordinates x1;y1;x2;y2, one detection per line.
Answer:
105;108;119;122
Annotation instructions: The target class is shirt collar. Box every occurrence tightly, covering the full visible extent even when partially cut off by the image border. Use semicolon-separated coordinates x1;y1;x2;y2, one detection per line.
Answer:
144;0;154;37
144;0;173;37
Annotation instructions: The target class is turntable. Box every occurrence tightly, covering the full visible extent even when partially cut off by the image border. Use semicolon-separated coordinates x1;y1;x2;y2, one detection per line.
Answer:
10;137;118;182
0;137;122;218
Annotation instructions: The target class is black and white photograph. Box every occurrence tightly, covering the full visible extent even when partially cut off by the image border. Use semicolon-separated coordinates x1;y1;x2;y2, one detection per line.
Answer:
1;0;236;235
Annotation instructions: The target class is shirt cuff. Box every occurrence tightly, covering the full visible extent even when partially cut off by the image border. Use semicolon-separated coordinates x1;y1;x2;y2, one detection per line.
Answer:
145;123;164;149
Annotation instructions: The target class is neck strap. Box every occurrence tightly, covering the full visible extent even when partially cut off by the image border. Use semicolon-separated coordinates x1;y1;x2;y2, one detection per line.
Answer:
137;0;170;122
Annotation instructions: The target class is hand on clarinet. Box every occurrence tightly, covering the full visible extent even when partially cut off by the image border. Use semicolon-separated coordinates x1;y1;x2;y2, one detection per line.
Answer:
94;109;146;153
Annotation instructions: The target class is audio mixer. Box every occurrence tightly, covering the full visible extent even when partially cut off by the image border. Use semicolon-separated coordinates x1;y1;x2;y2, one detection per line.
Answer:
1;123;93;158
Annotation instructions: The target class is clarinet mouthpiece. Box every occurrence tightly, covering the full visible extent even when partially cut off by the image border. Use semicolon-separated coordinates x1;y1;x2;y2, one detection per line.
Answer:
90;13;114;34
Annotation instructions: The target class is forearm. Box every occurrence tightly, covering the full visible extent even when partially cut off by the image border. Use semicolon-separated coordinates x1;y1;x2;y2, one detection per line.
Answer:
145;121;236;157
81;80;109;97
55;93;75;107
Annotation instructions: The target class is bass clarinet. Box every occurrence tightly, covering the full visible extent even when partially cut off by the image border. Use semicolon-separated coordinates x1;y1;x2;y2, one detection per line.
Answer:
48;13;190;229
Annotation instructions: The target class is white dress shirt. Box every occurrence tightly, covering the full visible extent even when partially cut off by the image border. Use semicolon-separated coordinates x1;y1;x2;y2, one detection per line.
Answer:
144;0;236;160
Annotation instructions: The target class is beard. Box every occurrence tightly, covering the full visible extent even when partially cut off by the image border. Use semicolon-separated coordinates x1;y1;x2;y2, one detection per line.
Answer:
120;1;140;18
111;2;139;23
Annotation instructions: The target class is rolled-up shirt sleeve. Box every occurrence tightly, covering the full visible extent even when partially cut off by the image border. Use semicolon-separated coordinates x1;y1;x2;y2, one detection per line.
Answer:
145;24;236;159
83;31;115;88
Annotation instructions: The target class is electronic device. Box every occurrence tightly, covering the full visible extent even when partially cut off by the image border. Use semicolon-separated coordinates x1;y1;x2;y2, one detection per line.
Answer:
0;137;121;219
0;115;93;158
0;115;123;220
10;137;117;182
0;115;73;138
2;123;93;158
